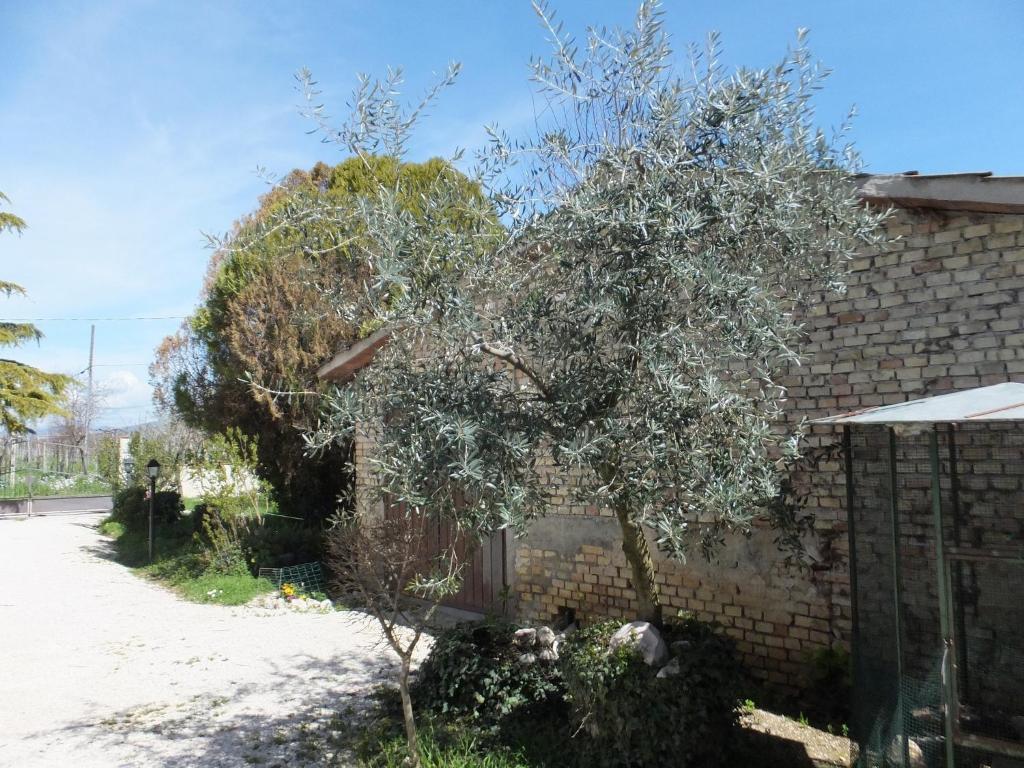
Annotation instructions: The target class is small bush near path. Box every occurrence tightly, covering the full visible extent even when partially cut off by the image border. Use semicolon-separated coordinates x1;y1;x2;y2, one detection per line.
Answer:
352;691;546;768
401;616;750;768
98;519;124;538
109;486;184;534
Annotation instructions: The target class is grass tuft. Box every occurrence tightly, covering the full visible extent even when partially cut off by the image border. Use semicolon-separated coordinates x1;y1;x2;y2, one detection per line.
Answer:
360;723;533;768
178;573;275;605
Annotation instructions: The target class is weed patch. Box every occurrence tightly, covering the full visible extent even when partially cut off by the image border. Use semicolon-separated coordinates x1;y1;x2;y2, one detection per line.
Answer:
100;515;273;606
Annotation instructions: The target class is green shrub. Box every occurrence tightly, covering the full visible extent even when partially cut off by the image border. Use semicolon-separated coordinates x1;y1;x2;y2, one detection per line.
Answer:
191;502;211;536
414;620;564;728
110;487;183;535
192;502;325;575
99;519;125;538
193;506;250;575
559;617;746;768
241;518;324;570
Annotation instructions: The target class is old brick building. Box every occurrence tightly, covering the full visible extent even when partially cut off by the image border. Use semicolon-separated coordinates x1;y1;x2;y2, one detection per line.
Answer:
321;172;1024;698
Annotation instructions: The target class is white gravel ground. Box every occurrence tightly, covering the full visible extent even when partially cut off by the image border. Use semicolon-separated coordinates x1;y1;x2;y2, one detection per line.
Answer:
0;513;422;767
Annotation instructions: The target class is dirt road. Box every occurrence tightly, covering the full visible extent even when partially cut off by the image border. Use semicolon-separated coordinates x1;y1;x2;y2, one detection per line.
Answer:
0;513;411;767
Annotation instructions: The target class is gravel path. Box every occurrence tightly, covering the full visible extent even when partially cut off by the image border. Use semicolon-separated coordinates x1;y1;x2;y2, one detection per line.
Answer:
0;513;417;767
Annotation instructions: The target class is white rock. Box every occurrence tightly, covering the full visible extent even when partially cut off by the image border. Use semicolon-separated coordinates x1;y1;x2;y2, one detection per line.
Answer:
320;599;333;610
514;628;537;648
608;621;669;667
656;658;680;678
885;737;926;768
518;653;537;666
538;648;558;663
552;633;564;656
536;626;556;648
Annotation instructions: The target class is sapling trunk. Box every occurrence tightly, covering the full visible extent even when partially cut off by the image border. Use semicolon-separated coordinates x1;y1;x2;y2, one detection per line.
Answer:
398;654;420;768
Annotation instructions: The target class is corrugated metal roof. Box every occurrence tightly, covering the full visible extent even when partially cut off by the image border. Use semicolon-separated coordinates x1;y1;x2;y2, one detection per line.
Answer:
813;382;1024;425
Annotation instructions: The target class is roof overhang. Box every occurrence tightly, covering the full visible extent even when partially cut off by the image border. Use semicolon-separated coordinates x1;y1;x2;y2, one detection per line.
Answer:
814;382;1024;426
316;326;393;384
856;172;1024;214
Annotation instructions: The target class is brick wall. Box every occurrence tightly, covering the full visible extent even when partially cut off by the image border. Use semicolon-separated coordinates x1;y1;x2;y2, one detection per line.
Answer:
352;426;385;521
512;206;1024;698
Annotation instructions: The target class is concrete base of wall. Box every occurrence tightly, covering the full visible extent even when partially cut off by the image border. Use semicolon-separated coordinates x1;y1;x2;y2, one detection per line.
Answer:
0;495;113;518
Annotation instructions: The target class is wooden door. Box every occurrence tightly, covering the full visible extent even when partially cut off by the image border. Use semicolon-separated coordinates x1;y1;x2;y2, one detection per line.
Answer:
384;500;512;615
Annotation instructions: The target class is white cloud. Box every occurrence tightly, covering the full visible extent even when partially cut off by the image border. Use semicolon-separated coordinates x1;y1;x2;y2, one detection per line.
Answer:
96;369;154;428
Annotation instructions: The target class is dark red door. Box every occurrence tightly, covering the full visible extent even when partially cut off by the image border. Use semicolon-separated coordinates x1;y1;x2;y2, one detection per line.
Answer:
384;500;512;615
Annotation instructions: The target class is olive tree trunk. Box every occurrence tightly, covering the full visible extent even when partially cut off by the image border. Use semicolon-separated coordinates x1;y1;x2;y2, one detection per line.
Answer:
614;503;663;626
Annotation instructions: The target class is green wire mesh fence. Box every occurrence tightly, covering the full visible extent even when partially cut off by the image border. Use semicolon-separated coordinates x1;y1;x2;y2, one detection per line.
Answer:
848;424;1024;767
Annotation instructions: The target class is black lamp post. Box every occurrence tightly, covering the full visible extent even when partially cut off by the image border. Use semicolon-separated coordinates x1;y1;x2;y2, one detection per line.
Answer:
146;459;161;562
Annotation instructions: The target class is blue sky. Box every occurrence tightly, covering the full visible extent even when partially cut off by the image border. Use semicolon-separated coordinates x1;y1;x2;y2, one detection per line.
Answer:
2;0;1022;428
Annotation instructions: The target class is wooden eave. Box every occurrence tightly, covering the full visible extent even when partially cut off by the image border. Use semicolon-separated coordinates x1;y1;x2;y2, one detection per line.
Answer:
316;326;393;383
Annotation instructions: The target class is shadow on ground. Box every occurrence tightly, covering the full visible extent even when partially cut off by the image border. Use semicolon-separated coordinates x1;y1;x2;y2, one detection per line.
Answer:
27;652;389;768
736;728;840;768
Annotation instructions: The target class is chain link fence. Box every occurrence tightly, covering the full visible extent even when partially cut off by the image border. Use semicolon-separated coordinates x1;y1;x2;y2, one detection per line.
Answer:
0;437;111;499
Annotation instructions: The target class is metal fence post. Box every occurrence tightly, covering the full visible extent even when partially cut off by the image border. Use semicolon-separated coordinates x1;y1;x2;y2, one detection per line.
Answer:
888;427;910;767
930;428;957;768
843;426;862;752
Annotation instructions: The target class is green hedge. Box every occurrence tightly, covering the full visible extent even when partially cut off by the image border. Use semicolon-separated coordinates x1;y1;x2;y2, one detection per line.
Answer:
109;486;183;536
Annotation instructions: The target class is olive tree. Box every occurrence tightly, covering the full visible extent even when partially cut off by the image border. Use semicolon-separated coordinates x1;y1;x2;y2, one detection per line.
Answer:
308;0;886;636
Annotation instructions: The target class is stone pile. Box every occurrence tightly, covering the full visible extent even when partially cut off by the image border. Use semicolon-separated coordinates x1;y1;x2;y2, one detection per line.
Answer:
250;593;334;613
514;625;563;665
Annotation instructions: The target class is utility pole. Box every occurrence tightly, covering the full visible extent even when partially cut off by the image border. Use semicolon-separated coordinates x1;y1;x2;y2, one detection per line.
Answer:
84;324;95;471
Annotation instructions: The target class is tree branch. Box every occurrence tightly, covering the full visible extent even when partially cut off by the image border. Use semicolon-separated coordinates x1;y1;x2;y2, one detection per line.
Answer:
472;336;552;400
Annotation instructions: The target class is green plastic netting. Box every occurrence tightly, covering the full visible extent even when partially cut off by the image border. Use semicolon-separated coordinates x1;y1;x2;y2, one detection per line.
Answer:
258;561;326;595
